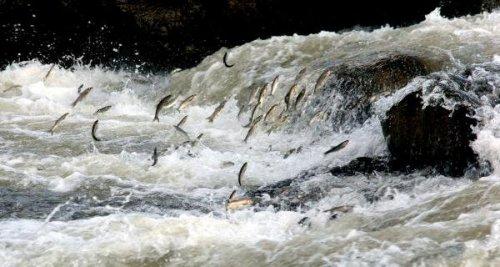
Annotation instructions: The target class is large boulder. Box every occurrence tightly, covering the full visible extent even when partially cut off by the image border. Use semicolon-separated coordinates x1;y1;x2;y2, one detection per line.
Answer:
381;90;478;177
312;52;435;130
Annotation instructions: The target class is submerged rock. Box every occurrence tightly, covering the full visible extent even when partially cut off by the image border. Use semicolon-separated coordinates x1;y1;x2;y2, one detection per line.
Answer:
382;91;478;177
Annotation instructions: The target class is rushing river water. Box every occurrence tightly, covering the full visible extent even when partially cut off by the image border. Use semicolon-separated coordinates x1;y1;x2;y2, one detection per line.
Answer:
0;9;499;266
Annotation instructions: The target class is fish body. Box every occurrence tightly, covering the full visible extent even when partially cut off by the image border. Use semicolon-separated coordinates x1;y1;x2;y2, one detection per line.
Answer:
3;84;21;93
324;140;349;155
263;104;279;123
324;205;354;213
294;87;306;110
238;162;248;186
174;125;190;139
314;69;332;92
284;84;298;111
178;94;196;110
176;115;188;127
91;120;101;141
244;124;256;143
227;198;253;210
270;75;280;95
151;147;158;166
44;64;55;81
309;111;326;125
71;87;93;107
223;51;234;68
207;100;227;123
49;112;69;134
94;105;112;115
294;67;307;84
153;95;175;122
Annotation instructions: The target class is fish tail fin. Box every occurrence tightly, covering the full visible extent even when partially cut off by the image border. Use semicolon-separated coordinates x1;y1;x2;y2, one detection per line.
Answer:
153;116;159;122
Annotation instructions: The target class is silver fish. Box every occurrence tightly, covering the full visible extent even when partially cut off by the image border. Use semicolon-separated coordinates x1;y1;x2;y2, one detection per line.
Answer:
284;84;298;111
324;205;354;213
94;105;112;115
294;67;307;84
151;147;158;166
227;198;253;210
263;104;279;123
223;51;234;68
49;112;69;134
324;140;349;155
43;64;55;81
221;161;235;168
178;94;196;110
270;75;280;95
71;87;93;107
247;115;262;128
91;120;101;141
237;105;246;119
176;115;188;127
3;84;21;93
294;87;306;110
309;111;326;126
314;69;332;92
207;100;227;123
174;125;190;139
153;95;175;122
228;190;237;201
244;124;256;143
248;102;260;124
238;162;248;186
258;84;269;104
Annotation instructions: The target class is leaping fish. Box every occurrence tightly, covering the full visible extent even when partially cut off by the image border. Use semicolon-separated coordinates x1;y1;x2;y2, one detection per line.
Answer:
43;64;56;81
324;140;349;155
151;147;158;166
284;84;298;111
238;162;248;186
223;51;234;68
314;69;332;92
227;198;253;210
91;120;101;141
153;95;175;122
228;190;237;201
174;125;190;139
176;115;188;127
263;104;279;123
294;67;307;84
244;124;257;143
71;87;93;107
270;75;280;95
178;94;196;110
244;115;262;128
94;105;112;115
77;84;84;93
207;100;227;123
293;87;306;110
48;112;69;135
3;84;21;93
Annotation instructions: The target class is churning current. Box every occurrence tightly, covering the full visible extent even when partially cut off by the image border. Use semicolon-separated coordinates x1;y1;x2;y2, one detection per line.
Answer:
0;9;499;266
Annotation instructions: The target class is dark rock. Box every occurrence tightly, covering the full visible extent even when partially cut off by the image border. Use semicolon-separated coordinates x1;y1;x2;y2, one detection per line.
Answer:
0;0;497;71
316;53;433;129
329;157;393;176
381;90;478;177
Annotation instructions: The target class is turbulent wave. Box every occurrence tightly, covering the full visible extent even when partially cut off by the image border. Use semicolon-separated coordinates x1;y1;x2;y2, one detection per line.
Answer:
0;8;499;266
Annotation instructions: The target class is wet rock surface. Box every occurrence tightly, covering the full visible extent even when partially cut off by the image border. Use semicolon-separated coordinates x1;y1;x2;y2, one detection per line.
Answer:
320;53;432;129
382;91;478;177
